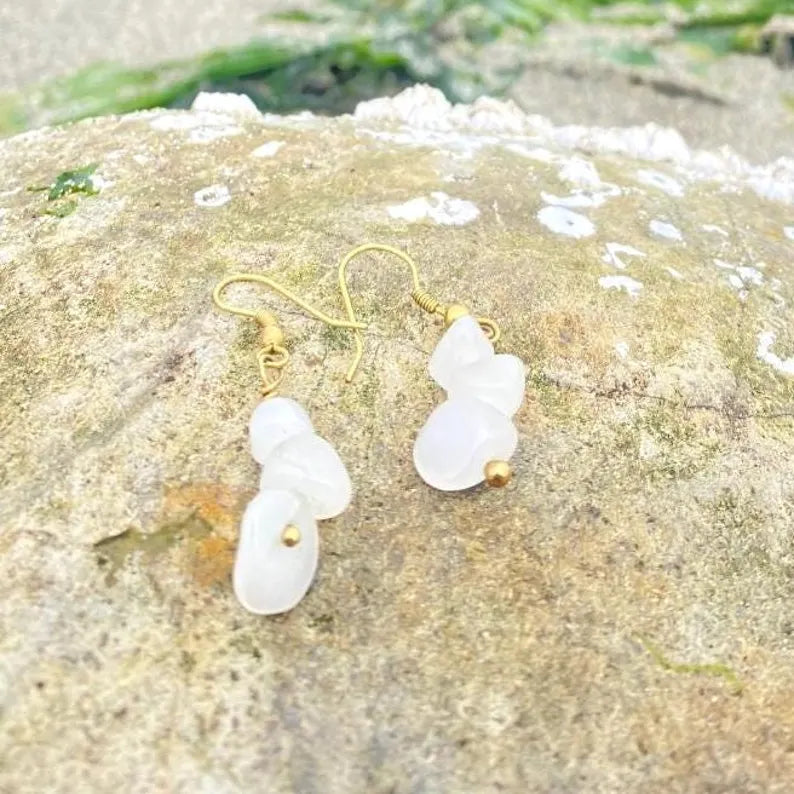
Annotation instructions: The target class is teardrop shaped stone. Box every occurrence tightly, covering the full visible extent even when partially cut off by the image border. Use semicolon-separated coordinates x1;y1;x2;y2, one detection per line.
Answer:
428;315;494;391
413;396;518;491
233;489;318;615
249;397;313;464
259;432;352;520
446;353;526;417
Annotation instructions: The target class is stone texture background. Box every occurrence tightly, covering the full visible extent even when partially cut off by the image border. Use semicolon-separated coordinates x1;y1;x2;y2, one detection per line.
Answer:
0;87;793;792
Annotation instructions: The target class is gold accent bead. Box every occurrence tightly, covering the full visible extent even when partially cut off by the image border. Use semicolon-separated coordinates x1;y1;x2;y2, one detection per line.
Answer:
444;303;470;326
261;325;285;348
254;310;278;327
281;525;301;547
484;460;512;488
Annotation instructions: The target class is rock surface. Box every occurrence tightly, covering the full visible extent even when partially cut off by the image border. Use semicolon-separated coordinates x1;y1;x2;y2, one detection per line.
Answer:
1;85;793;793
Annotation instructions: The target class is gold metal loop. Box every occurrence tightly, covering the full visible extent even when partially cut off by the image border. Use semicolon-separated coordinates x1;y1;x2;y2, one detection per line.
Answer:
213;273;366;331
337;243;501;381
212;271;366;396
256;344;290;396
338;243;432;383
411;289;442;315
477;317;501;344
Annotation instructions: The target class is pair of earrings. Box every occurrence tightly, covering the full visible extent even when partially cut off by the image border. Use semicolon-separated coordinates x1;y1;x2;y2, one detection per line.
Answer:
212;244;526;615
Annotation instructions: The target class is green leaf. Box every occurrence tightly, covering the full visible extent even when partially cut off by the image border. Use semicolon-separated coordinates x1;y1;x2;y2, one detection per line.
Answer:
43;199;78;218
48;164;100;201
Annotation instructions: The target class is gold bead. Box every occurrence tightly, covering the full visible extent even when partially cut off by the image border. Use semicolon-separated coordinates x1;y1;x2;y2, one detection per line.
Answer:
484;460;512;488
444;303;470;326
255;310;278;327
281;525;301;547
261;325;285;348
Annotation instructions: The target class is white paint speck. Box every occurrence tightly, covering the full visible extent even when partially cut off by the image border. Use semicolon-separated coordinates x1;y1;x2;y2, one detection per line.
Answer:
132;154;150;166
703;223;728;237
725;273;749;301
737;266;764;286
387;192;479;226
537;205;595;238
191;91;261;118
599;275;643;298
639;433;659;460
602;242;645;270
251;141;285;158
194;184;231;208
649;219;682;241
637;169;684;197
719;260;764;297
757;331;794;376
559;157;601;188
615;341;630;359
785;226;794;241
665;267;684;280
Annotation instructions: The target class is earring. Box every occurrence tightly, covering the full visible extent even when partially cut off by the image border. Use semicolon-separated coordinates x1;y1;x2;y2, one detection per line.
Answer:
212;273;366;615
338;243;525;492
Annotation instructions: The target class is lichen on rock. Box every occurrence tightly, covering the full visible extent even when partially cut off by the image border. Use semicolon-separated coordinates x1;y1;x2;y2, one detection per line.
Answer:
0;86;793;793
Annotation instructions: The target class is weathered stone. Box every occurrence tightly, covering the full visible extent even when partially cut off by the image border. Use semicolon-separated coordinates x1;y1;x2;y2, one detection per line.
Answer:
1;86;793;793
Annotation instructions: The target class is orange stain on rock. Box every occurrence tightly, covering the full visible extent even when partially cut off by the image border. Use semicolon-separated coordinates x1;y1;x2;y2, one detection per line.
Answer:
191;535;236;588
161;482;252;588
163;482;252;533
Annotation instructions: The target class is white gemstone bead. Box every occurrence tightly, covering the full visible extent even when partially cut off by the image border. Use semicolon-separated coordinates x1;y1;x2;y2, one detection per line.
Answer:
445;353;525;417
233;489;318;615
429;314;493;391
413;396;518;491
249;397;312;464
259;432;352;520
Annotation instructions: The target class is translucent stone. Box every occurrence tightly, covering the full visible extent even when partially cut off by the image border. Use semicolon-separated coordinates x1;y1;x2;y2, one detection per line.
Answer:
233;489;318;615
428;315;493;391
249;397;313;464
413;396;518;491
259;432;352;520
445;353;525;417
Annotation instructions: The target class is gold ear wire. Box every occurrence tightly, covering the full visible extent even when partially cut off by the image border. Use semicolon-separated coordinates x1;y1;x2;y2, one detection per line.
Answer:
337;243;500;382
213;272;367;396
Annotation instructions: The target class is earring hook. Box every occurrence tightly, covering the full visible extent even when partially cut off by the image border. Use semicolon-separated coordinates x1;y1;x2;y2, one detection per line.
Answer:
213;272;367;395
213;273;367;330
337;243;500;383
